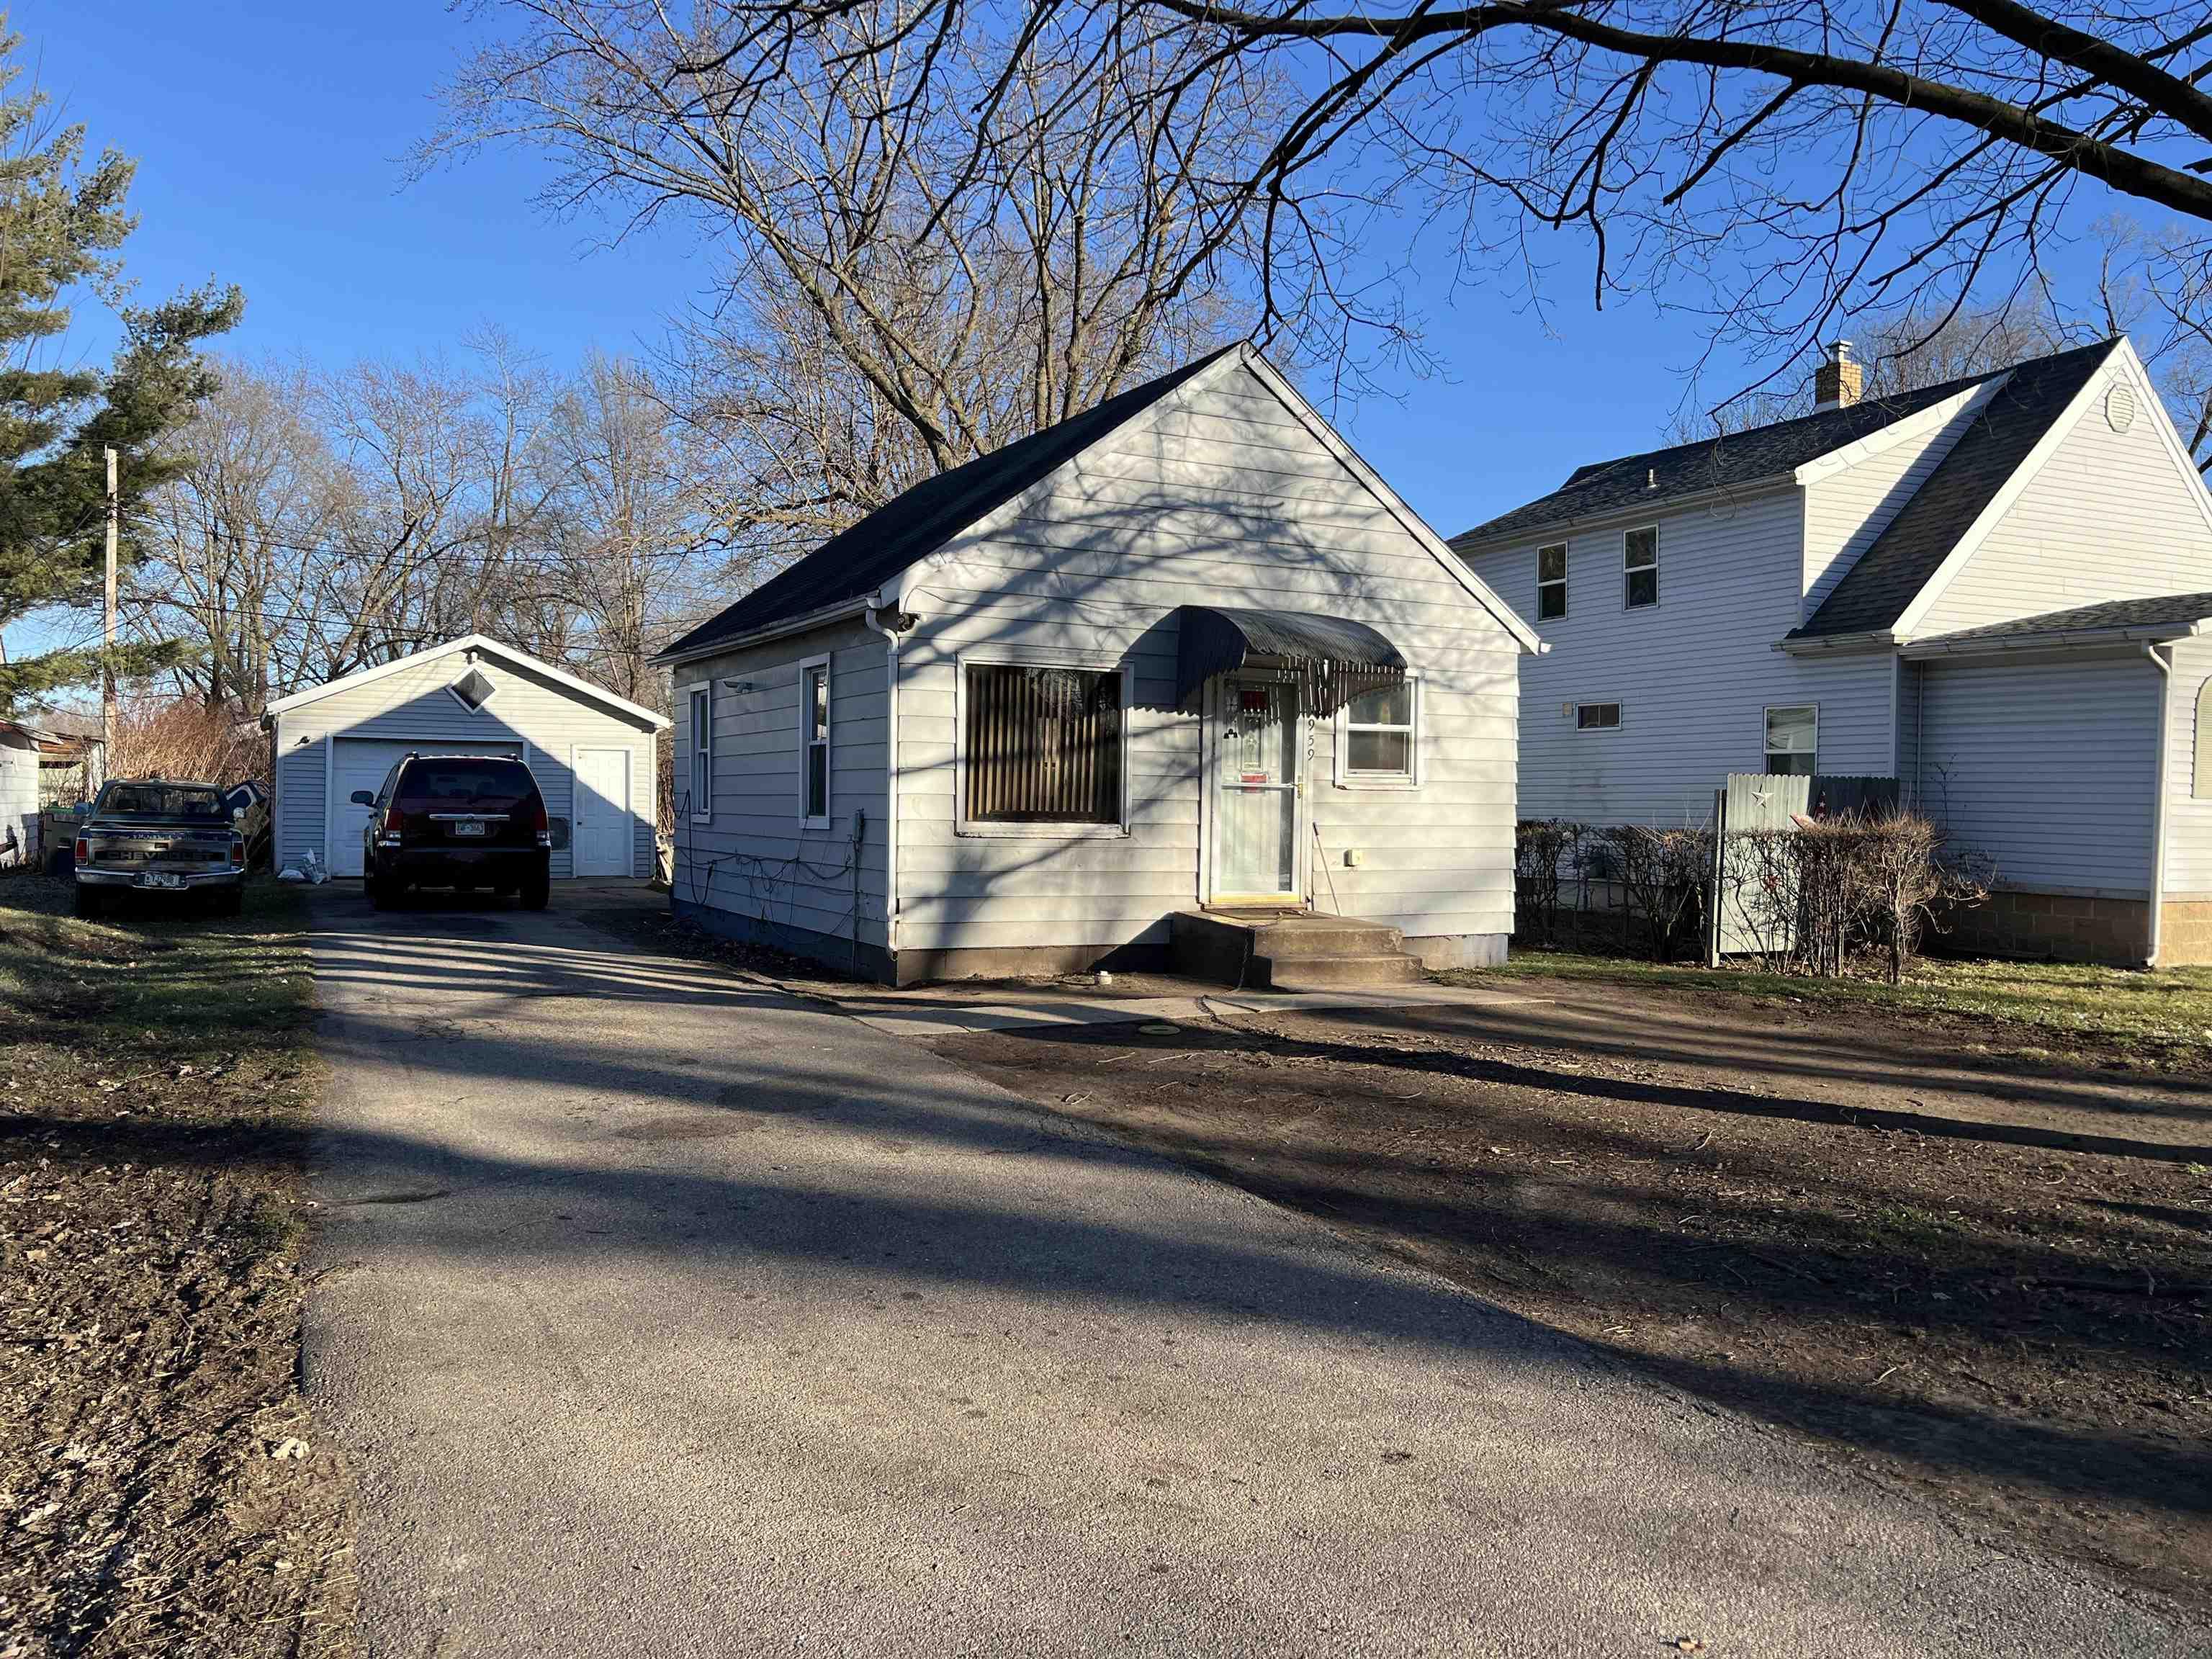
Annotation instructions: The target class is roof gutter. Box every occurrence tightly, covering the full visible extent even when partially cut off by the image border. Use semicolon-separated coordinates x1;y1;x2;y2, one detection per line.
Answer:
1777;629;1896;657
1896;620;2204;660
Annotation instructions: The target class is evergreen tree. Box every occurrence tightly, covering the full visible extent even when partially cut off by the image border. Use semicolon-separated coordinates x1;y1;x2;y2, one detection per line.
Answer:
0;30;240;709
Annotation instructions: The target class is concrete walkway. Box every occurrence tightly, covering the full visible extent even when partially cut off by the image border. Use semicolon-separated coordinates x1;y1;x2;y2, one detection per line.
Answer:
303;894;2198;1657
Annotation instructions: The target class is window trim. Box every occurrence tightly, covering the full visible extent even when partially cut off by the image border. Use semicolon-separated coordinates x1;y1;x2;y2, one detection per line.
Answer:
953;648;1133;840
1333;675;1422;791
799;653;832;830
1574;700;1624;732
688;684;714;824
1536;543;1568;622
1763;703;1819;776
1623;524;1660;610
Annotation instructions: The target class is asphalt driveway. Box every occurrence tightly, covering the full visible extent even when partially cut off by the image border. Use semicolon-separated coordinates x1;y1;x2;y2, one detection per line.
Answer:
303;891;2199;1657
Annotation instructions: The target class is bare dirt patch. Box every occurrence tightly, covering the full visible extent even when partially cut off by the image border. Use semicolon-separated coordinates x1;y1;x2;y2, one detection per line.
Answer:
929;979;2212;1617
0;874;354;1656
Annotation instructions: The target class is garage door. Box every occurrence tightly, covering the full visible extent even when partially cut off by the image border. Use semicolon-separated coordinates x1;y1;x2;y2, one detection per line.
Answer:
330;739;524;878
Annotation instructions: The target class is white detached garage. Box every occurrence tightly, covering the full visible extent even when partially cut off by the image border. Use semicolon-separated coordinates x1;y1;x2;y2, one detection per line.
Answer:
262;636;667;880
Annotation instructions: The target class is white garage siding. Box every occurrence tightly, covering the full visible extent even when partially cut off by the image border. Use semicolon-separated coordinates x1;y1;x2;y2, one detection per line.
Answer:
268;640;663;880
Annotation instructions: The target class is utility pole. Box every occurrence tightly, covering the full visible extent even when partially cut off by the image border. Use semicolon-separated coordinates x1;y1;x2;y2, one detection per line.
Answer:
103;446;117;757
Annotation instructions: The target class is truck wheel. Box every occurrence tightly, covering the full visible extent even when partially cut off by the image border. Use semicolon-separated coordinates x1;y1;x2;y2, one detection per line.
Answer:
213;885;244;917
521;869;550;911
73;885;104;919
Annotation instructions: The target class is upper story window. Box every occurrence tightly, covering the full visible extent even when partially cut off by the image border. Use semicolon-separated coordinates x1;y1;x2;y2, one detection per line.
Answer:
801;656;832;826
1765;706;1817;776
688;685;713;822
1336;679;1419;787
1537;544;1567;621
1624;526;1659;608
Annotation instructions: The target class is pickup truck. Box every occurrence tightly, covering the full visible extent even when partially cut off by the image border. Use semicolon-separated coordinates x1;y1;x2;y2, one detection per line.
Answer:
72;778;248;917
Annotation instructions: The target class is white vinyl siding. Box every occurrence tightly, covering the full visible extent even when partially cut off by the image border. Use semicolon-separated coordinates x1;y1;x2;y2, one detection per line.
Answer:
891;358;1521;956
1915;652;2159;896
1915;367;2212;636
670;619;889;952
1468;487;1895;826
270;649;659;880
1800;385;1991;619
2160;637;2212;898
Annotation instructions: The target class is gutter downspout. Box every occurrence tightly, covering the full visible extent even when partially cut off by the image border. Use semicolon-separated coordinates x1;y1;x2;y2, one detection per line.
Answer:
863;601;906;979
2146;642;2172;970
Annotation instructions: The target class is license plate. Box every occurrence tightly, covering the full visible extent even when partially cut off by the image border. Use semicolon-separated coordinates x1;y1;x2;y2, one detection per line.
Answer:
138;872;185;891
451;820;487;837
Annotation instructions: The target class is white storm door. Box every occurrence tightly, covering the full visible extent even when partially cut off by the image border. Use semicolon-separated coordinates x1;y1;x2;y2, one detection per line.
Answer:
573;747;631;876
1212;678;1305;903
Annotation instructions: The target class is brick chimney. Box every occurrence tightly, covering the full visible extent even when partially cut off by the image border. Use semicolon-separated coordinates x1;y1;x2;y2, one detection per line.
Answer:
1813;339;1863;412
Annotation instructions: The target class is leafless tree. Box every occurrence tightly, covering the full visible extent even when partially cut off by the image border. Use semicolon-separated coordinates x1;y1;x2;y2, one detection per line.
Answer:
513;1;2212;449
426;0;1313;568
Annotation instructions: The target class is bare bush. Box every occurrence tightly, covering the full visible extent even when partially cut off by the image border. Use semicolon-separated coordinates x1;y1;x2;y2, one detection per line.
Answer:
1601;824;1712;962
108;698;266;790
1514;819;1583;945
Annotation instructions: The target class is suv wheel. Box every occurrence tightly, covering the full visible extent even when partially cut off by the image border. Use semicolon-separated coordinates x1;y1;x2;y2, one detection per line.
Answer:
521;868;550;911
365;868;387;910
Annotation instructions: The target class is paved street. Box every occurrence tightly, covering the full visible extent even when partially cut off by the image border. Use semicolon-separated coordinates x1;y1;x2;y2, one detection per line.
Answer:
304;891;2197;1658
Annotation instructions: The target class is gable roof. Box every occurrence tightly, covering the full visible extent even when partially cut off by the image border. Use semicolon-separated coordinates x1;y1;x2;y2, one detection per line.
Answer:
1791;339;2119;639
1900;590;2212;655
657;349;1236;662
1451;370;2018;550
263;634;670;729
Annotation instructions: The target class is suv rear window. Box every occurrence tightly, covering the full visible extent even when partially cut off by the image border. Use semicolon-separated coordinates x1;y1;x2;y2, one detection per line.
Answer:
98;783;228;820
397;759;536;812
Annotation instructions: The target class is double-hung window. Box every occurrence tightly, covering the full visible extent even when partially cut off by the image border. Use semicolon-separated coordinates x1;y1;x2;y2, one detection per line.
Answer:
1336;679;1419;787
961;661;1125;832
1764;706;1817;776
1536;544;1568;621
688;685;713;822
1624;526;1659;608
801;656;832;827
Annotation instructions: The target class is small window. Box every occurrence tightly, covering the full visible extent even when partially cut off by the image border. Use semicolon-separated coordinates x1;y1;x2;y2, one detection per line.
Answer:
1765;705;1817;776
688;685;713;822
1576;702;1622;731
1338;680;1418;786
1537;544;1567;621
447;667;497;711
963;663;1123;827
1624;526;1658;608
801;657;832;826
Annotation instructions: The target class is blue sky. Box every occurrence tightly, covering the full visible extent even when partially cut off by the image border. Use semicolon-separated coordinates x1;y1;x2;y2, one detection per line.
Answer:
14;1;1716;524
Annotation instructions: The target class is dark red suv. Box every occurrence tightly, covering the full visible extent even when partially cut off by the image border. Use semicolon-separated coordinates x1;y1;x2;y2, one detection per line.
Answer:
352;754;559;910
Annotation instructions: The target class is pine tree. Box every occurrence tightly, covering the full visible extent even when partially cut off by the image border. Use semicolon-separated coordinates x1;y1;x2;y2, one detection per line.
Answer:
0;30;240;709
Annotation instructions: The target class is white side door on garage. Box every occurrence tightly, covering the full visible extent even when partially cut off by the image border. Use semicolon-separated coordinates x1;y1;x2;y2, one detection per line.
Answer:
572;747;632;877
330;738;525;878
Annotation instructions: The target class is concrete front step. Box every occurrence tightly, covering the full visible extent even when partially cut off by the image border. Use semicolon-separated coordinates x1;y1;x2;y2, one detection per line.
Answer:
1264;951;1424;991
1169;909;1426;990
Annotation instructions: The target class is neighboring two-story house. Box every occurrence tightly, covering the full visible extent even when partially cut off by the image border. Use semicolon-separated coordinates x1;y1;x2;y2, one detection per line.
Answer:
1452;336;2212;966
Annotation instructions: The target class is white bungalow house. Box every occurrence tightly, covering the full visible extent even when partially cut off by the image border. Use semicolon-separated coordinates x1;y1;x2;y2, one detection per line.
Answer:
1452;336;2212;966
652;344;1541;986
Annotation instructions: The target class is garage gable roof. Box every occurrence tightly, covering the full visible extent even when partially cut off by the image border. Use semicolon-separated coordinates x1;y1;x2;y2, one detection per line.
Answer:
264;635;670;729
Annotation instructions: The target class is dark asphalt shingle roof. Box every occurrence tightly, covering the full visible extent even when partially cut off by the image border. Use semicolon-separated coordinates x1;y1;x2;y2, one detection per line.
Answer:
1449;369;2020;549
1792;340;2119;639
659;348;1237;660
1908;589;2212;648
